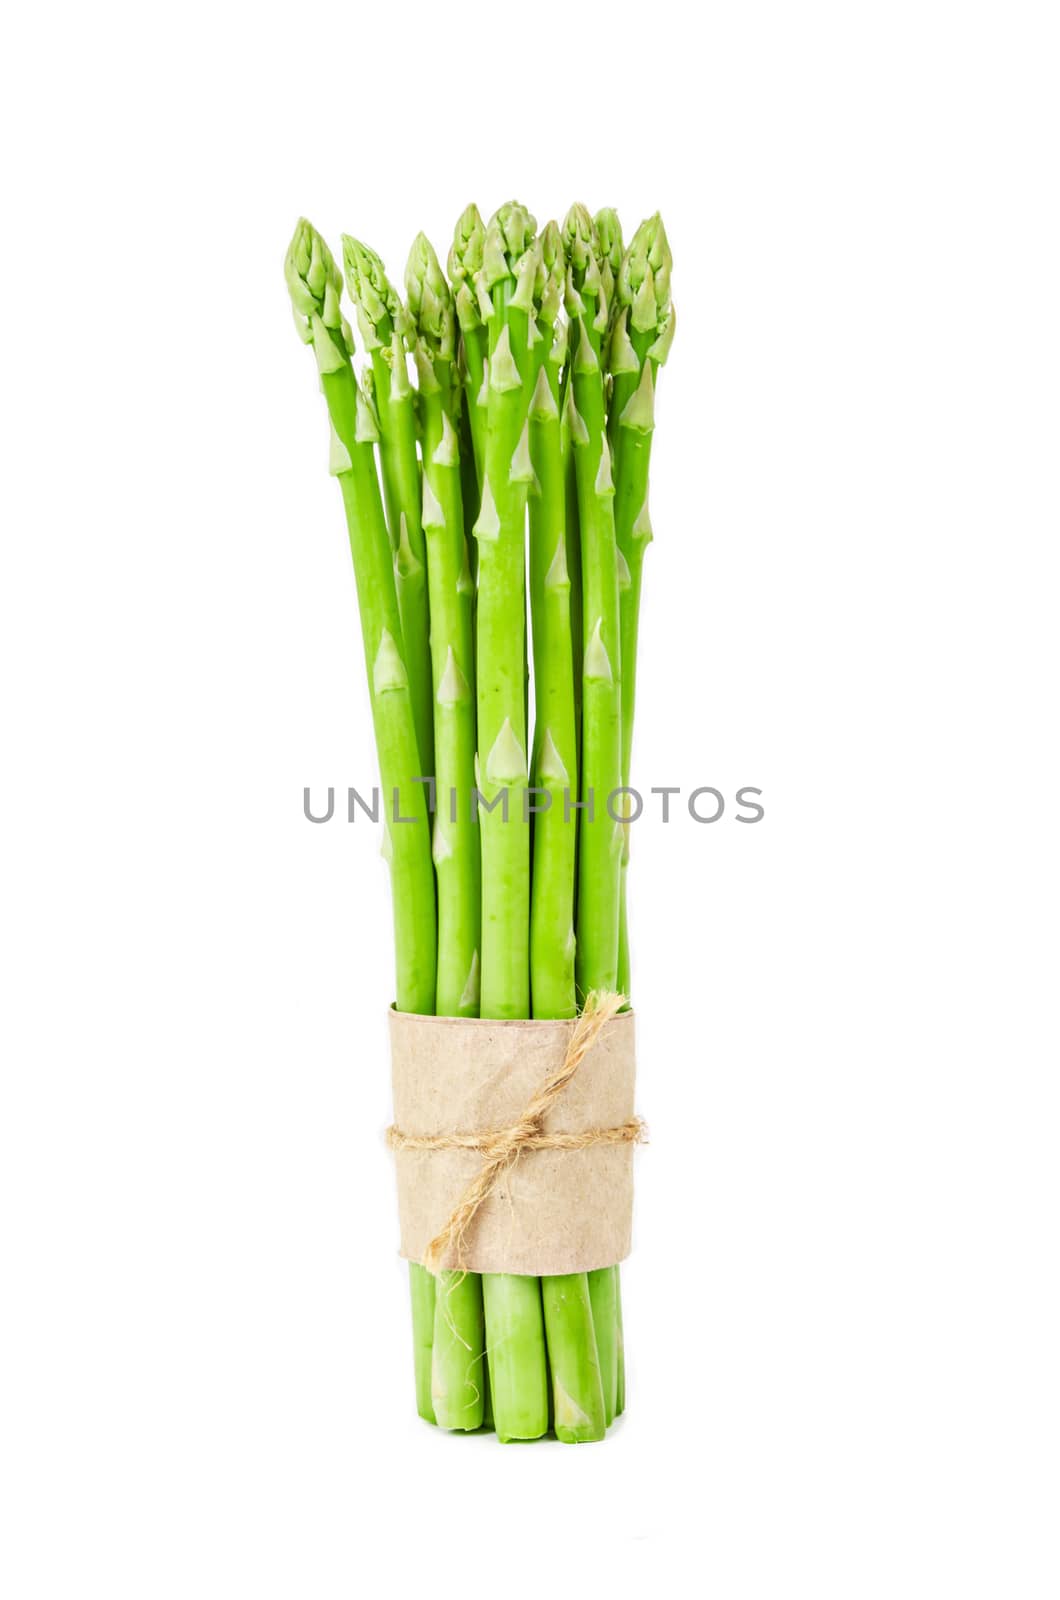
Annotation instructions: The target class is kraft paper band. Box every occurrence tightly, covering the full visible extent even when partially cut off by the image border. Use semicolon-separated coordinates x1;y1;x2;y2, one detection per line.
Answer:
387;995;641;1276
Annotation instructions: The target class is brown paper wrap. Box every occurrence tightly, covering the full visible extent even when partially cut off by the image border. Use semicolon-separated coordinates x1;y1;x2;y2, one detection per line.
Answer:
388;1007;637;1276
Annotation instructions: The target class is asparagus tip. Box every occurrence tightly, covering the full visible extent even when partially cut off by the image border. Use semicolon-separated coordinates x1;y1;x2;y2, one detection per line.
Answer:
619;213;673;340
284;218;349;360
342;233;405;351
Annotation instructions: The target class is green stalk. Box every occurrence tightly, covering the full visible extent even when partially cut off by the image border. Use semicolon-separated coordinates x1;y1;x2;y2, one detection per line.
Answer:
458;405;480;559
285;222;437;1424
524;225;607;1443
526;224;572;1009
607;215;674;993
448;206;488;597
481;1274;548;1443
475;203;536;1022
342;237;434;782
564;205;629;1430
528;309;577;1015
587;1263;620;1423
562;425;583;759
432;1270;486;1432
447;204;489;507
406;235;481;1022
541;1274;606;1443
408;1263;437;1424
559;305;583;755
473;202;548;1442
614;1271;626;1415
593;206;624;870
407;234;486;1429
564;204;623;999
601;216;673;1412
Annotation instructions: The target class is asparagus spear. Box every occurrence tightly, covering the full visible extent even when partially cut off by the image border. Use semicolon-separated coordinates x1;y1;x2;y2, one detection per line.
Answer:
342;237;435;783
564;204;623;998
475;201;538;1022
606;216;673;1416
285;221;438;1424
563;204;628;1427
473;202;549;1442
589;208;629;1031
406;234;487;1431
523;225;608;1443
607;215;675;994
405;234;480;1022
528;227;577;1021
559;292;583;756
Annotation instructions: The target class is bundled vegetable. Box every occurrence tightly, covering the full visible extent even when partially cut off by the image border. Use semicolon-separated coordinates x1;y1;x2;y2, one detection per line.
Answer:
284;201;673;1442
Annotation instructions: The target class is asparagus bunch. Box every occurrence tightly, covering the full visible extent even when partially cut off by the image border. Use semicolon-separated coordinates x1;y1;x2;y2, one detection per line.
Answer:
284;200;673;1443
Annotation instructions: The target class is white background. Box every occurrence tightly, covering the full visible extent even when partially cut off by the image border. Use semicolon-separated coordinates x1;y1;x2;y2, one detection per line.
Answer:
2;2;1058;1595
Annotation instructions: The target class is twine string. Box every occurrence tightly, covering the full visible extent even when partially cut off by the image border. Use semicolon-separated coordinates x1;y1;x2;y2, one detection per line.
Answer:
386;990;644;1274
